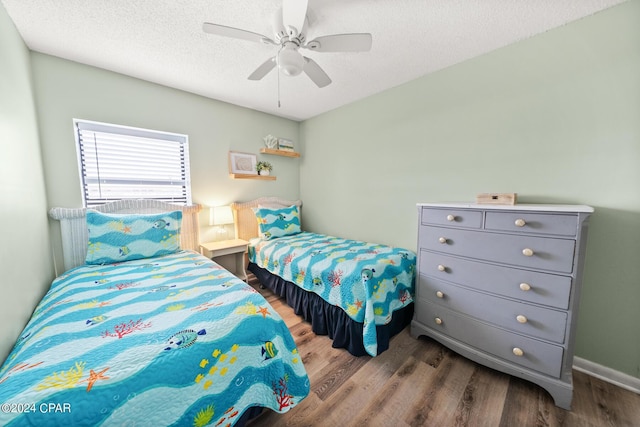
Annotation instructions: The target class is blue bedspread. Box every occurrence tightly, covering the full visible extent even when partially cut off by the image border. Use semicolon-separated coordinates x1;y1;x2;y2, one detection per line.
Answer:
0;251;309;426
249;232;416;356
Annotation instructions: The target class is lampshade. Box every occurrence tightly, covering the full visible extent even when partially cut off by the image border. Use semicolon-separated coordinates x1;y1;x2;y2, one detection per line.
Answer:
209;205;234;226
277;45;304;76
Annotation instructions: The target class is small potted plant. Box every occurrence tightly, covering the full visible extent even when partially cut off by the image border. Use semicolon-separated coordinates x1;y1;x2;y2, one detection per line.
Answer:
256;161;273;176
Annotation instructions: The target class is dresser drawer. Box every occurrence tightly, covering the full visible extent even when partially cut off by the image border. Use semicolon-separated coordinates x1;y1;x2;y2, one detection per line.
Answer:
421;207;482;229
418;276;568;343
485;212;578;237
419;226;576;273
415;300;564;378
419;251;571;309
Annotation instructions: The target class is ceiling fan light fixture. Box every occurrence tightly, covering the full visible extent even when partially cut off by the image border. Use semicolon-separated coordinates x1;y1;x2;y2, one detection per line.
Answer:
277;45;304;76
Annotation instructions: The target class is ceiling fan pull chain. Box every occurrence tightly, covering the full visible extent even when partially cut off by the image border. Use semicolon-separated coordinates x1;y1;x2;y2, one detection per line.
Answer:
277;45;282;108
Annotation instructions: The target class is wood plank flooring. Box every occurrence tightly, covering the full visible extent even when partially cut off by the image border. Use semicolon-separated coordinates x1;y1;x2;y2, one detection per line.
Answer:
247;282;640;427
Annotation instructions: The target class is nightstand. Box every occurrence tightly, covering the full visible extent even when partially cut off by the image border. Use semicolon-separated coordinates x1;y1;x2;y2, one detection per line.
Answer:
200;239;249;281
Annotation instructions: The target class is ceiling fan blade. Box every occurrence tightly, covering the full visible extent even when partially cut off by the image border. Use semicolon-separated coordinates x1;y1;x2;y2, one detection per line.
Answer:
304;33;372;52
248;57;277;80
282;0;308;37
203;22;275;45
303;57;331;88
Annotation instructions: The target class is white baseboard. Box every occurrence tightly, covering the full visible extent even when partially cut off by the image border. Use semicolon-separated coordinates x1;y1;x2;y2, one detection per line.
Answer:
573;357;640;394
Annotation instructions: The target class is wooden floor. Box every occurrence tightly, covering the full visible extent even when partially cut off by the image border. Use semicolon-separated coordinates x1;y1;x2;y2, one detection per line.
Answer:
247;282;640;427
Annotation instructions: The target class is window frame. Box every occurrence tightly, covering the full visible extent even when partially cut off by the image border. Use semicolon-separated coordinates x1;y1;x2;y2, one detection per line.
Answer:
73;119;192;208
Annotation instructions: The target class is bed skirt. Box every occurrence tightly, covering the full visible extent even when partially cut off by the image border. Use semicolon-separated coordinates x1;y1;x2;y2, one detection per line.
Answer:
248;263;414;357
237;406;264;426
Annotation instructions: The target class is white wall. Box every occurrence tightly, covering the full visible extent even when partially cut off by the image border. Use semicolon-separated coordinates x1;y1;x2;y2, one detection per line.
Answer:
0;4;54;363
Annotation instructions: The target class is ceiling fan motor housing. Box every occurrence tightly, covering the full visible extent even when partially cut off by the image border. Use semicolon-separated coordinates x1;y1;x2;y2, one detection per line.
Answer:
277;42;304;76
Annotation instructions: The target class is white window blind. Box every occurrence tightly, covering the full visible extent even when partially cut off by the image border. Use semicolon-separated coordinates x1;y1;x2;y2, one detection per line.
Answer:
74;119;192;207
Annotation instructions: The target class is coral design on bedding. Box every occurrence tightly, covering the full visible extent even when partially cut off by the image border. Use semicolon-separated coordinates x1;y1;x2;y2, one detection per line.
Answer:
0;251;309;427
249;232;416;356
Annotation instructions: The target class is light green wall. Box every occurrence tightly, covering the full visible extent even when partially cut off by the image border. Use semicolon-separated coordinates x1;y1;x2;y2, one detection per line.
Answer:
30;53;300;273
3;0;638;381
299;2;640;378
0;4;54;363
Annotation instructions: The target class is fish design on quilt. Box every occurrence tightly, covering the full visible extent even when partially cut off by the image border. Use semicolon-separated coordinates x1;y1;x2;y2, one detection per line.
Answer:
76;299;111;310
118;246;130;256
15;332;31;346
86;315;108;326
137;263;160;269
152;219;170;229
361;268;376;285
220;280;236;288
148;284;176;293
164;329;207;351
262;341;278;360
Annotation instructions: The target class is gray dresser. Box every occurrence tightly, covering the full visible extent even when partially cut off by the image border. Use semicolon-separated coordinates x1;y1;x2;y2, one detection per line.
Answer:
411;203;593;409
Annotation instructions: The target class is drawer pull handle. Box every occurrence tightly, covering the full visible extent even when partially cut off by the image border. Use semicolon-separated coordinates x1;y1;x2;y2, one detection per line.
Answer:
434;317;443;325
522;248;534;257
446;214;456;222
512;347;524;357
514;218;526;227
519;282;531;291
437;264;446;272
516;315;528;324
436;291;444;298
438;237;447;244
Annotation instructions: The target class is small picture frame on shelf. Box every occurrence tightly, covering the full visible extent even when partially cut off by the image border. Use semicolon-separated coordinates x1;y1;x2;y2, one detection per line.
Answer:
278;138;294;152
228;151;257;175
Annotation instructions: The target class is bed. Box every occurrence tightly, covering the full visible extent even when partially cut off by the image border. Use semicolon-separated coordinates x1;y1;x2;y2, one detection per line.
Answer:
231;197;416;357
0;200;309;427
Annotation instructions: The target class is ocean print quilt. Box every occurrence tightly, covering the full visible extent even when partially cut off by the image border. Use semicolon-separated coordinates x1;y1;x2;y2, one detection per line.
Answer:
0;251;309;427
249;232;416;356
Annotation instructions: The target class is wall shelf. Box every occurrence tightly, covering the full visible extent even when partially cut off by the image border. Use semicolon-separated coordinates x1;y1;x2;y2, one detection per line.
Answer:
229;173;276;181
260;148;300;158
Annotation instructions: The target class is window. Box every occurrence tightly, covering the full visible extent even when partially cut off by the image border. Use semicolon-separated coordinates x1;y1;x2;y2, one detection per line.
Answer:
74;119;192;207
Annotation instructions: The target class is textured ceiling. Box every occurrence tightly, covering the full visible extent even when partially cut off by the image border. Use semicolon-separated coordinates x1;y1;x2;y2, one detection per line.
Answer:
1;0;627;121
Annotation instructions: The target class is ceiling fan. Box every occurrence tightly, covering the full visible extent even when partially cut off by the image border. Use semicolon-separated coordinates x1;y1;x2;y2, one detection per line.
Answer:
202;0;372;88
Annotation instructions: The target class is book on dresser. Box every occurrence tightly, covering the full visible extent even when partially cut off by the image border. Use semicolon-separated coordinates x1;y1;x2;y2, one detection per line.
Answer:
411;202;593;410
